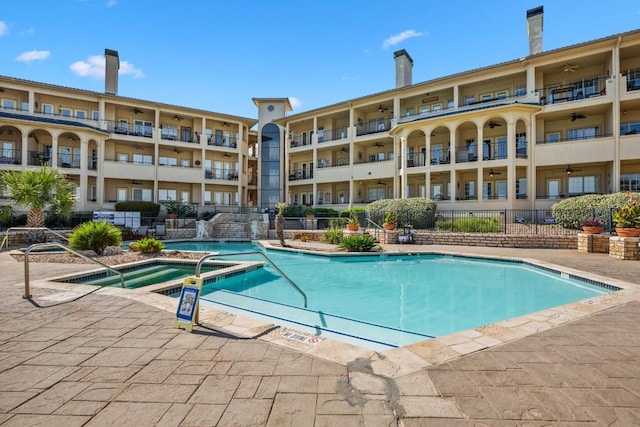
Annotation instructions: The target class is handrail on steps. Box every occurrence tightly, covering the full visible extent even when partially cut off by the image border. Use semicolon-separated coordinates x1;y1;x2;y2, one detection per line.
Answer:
1;227;69;252
195;251;308;308
23;242;125;299
366;218;384;241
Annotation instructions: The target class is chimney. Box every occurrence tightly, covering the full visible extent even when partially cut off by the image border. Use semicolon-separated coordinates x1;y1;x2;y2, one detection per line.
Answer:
526;6;544;56
394;49;413;88
104;49;120;95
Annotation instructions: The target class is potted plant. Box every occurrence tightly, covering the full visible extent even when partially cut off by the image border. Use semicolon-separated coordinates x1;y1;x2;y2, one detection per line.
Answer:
383;211;396;230
347;215;359;231
612;192;640;237
579;217;603;235
303;206;315;218
165;199;193;219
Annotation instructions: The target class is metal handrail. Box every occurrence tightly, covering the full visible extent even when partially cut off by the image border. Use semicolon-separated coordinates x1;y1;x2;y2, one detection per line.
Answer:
1;227;69;252
195;251;308;307
23;242;124;299
366;218;384;241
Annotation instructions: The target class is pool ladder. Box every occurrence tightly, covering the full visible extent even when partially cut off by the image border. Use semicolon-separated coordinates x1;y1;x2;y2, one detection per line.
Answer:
195;251;308;308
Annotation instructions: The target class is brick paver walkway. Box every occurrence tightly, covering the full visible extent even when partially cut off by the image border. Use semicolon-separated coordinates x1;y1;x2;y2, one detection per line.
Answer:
1;247;640;425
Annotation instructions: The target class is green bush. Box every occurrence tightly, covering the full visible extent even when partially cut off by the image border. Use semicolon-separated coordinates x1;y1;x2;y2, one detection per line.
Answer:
314;208;338;217
322;227;343;244
366;198;437;229
284;205;305;217
551;193;640;229
115;201;160;216
339;234;376;252
435;217;502;233
68;221;122;255
130;237;165;254
328;218;347;228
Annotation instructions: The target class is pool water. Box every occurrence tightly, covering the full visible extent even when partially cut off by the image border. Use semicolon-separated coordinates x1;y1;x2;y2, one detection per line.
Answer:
160;243;614;348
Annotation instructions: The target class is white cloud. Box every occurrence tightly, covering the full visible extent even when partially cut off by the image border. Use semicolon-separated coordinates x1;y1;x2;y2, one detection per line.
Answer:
15;50;51;62
381;29;424;50
0;21;8;36
106;0;117;7
19;27;35;36
69;55;145;79
289;97;302;109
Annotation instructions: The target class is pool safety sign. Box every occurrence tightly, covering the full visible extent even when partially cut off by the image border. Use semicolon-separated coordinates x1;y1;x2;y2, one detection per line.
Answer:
174;276;203;332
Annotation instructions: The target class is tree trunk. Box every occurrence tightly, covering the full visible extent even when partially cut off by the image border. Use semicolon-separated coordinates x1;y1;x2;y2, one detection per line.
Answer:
276;211;285;247
26;208;46;243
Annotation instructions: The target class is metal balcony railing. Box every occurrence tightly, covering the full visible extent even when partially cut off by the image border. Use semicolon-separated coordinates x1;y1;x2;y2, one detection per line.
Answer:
317;126;348;143
204;168;239;181
356;118;392;136
0;148;21;165
537;76;607;105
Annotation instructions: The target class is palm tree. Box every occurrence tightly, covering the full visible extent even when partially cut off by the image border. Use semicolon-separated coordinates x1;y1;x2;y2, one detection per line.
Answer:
275;202;286;247
0;166;76;229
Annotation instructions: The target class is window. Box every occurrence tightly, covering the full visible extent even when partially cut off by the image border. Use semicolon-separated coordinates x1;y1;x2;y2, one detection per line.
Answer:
181;191;190;204
60;107;72;117
161;125;177;140
481;93;493;101
515;86;527;96
42;103;53;115
132;188;152;202
118;153;128;163
317;127;324;142
432;103;442;112
1;99;17;110
368;188;385;202
497;181;507;199
546;132;560;143
159;189;177;202
405;107;415;117
621;122;640;135
92;110;100;121
134;120;153;137
496;136;507;159
568;127;598;141
547;179;560;199
132;154;152;165
464;96;475;105
516;178;527;199
182;159;190;168
21;101;29;111
1;141;14;161
204;191;212;205
90;185;97;202
419;106;429;115
621;174;640;192
447;99;454;109
75;110;87;119
464;181;476;199
568;176;597;195
158;156;178;166
496;91;508;99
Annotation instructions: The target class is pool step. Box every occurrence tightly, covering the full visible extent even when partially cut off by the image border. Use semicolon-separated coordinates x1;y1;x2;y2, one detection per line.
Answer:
84;265;179;287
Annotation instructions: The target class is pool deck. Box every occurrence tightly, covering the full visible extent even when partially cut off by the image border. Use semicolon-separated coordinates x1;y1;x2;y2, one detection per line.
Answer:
1;243;640;425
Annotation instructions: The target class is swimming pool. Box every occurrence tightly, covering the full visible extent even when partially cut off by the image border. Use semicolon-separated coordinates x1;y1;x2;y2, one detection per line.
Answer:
162;242;615;349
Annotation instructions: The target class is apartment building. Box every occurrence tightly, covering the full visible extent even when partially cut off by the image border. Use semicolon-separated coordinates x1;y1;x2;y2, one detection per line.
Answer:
271;7;640;212
0;49;258;213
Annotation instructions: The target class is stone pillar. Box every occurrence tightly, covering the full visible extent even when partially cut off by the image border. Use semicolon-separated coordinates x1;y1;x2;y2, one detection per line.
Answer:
609;236;639;260
578;233;609;254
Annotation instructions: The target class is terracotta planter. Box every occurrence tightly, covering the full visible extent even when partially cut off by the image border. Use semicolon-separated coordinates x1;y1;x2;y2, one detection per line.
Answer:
347;224;359;231
615;228;640;237
167;213;178;219
582;226;603;235
306;214;315;219
383;223;395;231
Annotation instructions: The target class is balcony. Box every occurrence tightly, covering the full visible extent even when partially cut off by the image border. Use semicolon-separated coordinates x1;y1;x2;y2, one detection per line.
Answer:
317;126;348;143
28;150;51;166
207;134;237;148
106;120;153;138
356;118;392;136
58;152;81;169
288;171;313;181
407;153;426;168
455;147;478;163
0;148;21;165
538;76;607;105
204;168;239;181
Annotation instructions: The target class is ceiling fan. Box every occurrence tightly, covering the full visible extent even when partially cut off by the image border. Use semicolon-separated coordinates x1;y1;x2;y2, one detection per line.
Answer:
131;180;141;185
133;108;143;114
562;63;579;73
133;144;144;150
488;169;502;177
565;165;582;175
222;122;230;127
571;112;586;121
486;120;502;129
173;147;182;154
374;142;384;148
377;105;389;113
173;114;183;121
376;180;387;186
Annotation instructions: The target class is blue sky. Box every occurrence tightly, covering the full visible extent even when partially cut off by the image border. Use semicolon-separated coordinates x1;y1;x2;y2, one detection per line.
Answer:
2;1;640;119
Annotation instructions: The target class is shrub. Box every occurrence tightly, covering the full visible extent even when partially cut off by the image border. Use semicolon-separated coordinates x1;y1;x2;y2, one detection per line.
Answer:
328;218;347;228
579;218;602;227
130;237;165;254
339;234;377;252
115;201;160;216
322;227;343;244
435;217;502;233
68;221;122;255
300;235;309;242
284;205;304;217
366;198;437;229
551;192;640;229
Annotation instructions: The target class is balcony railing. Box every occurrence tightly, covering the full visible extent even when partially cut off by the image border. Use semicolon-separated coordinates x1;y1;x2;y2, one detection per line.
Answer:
58;153;81;169
356;118;392;136
28;150;51;166
317;160;350;168
407;153;426;168
536;132;613;144
624;68;640;91
207;135;238;148
0;149;21;165
538;76;607;105
288;171;313;181
317;126;348;143
88;155;98;171
204;169;239;181
106;120;153;138
455;148;478;163
104;157;154;165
